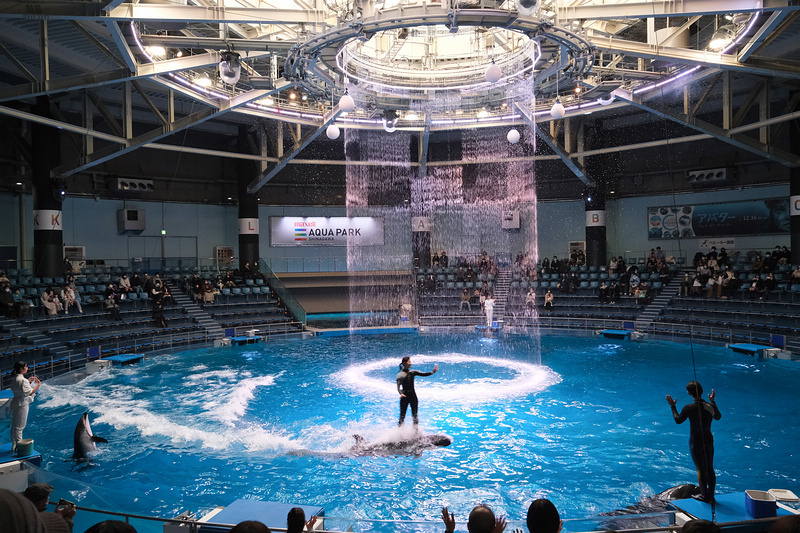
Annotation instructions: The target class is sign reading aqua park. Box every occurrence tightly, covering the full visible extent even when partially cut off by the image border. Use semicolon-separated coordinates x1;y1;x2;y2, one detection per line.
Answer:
270;217;385;246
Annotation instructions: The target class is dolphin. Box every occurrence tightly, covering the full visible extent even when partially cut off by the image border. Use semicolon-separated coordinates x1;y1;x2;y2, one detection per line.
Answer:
347;432;452;457
290;432;452;458
599;484;700;529
72;412;108;460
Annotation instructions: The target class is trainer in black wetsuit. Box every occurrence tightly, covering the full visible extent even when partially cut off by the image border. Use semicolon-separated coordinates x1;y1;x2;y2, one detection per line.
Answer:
666;380;721;503
396;356;438;426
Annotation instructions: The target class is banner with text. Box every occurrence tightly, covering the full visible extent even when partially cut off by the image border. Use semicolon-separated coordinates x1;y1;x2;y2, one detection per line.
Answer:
648;198;790;240
270;217;385;246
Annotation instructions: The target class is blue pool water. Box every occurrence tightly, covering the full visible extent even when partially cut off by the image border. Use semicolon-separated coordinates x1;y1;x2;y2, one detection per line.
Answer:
27;333;800;531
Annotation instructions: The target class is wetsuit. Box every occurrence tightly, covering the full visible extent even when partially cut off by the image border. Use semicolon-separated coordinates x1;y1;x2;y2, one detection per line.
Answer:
396;369;435;426
671;398;721;500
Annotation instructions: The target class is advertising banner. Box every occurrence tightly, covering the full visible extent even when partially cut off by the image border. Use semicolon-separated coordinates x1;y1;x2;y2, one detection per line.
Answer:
647;198;790;239
270;217;385;246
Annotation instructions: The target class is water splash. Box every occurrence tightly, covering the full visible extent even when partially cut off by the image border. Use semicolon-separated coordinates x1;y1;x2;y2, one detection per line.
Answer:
335;354;560;403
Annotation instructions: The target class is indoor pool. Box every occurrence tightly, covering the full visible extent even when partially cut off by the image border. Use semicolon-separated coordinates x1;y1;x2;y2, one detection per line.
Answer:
25;333;800;532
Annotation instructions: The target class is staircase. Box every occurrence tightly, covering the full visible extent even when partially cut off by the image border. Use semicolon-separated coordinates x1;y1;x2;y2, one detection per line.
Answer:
634;276;680;330
1;318;70;362
492;269;513;323
167;283;225;339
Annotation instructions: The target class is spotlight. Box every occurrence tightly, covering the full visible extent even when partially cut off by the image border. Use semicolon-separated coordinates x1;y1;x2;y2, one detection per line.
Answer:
477;108;489;118
289;91;297;100
709;25;735;51
485;62;502;83
575;86;582;94
219;51;241;85
382;110;398;133
517;0;540;16
326;124;341;140
146;45;166;58
550;99;565;119
507;129;520;144
301;94;308;101
196;73;212;87
339;93;355;112
405;112;419;121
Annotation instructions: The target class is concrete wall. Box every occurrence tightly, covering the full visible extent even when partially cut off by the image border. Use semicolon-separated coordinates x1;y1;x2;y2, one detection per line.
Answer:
0;183;791;273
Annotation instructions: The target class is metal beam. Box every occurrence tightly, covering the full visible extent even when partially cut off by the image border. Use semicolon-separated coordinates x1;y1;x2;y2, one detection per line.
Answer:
559;1;795;20
588;37;800;79
139;35;294;53
0;68;131;103
131;80;168;127
738;10;798;62
52;88;272;178
247;106;345;193
104;4;325;25
611;88;800;167
0;42;38;82
0;104;125;143
514;102;591;186
71;20;128;69
104;20;137;71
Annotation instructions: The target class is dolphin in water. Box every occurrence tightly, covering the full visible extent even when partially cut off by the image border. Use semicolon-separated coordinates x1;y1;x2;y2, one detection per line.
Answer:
291;432;452;458
72;412;108;460
349;433;452;457
599;484;700;530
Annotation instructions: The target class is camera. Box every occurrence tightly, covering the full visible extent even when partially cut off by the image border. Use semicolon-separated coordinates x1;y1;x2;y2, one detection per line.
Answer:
57;498;75;509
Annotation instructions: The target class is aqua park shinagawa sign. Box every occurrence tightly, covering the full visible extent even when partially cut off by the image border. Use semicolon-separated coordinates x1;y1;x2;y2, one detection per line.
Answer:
270;217;385;247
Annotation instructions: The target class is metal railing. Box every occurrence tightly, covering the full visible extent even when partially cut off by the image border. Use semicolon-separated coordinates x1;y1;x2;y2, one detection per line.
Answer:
231;322;305;337
1;333;218;389
258;259;307;325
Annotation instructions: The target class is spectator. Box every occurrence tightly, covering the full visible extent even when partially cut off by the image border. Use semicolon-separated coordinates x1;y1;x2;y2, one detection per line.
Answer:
655;247;666;262
105;292;123;321
118;274;133;294
13;288;32;318
41;288;62;316
459;289;472;311
1;283;14;318
85;520;138;533
768;515;800;533
748;274;765;300
682;520;721;533
60;285;83;315
442;505;504;533
524;288;536;312
526;498;561;533
23;483;76;532
287;507;317;533
544;290;554;312
440;251;449;268
789;264;800;289
0;487;71;533
230;521;270;533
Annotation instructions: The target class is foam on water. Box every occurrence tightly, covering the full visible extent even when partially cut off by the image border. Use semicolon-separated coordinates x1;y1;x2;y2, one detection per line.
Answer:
337;354;560;402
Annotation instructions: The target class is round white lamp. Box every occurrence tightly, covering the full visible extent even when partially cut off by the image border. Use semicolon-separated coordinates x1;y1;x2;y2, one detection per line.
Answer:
339;93;355;112
326;124;340;140
550;99;565;119
485;62;502;83
507;129;520;144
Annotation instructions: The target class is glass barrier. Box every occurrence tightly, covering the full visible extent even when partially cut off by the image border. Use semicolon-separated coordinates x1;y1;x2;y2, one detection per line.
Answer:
259;259;308;325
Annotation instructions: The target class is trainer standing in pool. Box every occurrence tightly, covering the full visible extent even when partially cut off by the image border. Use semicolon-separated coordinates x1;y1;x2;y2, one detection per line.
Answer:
666;380;721;503
396;356;438;426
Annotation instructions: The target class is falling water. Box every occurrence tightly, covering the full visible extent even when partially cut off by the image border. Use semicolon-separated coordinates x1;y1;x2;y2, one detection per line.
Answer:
343;116;540;359
344;128;414;328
